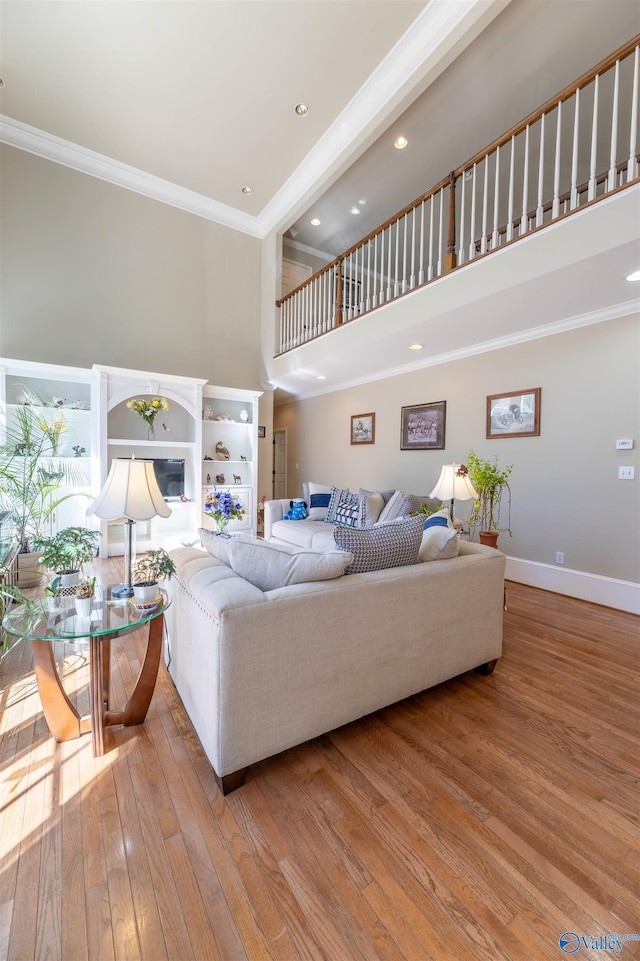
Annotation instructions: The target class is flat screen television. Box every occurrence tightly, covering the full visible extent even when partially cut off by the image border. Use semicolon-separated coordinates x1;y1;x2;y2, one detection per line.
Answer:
151;458;185;499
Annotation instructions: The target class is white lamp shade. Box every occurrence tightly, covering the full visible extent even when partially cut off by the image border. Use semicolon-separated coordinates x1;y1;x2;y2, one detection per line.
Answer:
87;458;171;521
430;463;478;502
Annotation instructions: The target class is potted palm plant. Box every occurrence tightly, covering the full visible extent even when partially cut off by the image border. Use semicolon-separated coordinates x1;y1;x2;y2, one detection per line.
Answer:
465;450;513;547
131;548;175;606
0;396;84;586
35;526;100;586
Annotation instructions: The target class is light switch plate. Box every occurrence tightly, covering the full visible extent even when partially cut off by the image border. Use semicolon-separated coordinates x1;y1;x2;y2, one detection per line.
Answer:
618;466;635;480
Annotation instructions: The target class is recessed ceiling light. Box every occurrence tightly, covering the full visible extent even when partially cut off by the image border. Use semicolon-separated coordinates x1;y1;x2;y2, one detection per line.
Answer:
358;198;367;206
316;375;326;380
310;217;321;226
408;343;424;350
241;186;252;195
626;269;640;281
294;103;309;116
350;206;361;215
394;136;409;150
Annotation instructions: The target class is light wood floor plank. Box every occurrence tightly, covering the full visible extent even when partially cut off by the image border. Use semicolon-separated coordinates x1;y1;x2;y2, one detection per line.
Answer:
1;576;639;960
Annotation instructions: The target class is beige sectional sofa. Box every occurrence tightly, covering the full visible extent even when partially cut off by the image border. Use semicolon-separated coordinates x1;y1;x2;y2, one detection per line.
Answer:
164;536;506;795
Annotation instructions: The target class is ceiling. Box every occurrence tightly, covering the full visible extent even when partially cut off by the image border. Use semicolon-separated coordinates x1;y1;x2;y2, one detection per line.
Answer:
1;0;639;402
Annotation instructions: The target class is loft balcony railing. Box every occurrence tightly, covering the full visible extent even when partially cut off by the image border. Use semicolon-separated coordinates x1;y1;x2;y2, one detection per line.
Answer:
276;35;640;356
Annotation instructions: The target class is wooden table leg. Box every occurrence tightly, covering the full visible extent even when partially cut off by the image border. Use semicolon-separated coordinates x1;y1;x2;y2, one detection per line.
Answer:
105;613;164;729
90;636;105;755
31;639;91;742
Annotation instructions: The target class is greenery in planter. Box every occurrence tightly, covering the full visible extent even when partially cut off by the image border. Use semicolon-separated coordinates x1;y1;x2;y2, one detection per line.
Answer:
0;396;85;557
76;576;96;600
35;526;100;575
465;450;513;541
131;548;176;587
0;574;28;659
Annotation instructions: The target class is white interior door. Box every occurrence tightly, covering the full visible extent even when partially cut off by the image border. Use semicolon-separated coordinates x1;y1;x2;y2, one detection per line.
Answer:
273;429;287;499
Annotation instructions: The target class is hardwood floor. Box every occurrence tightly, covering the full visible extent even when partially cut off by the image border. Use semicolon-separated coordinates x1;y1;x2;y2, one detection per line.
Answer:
0;568;638;961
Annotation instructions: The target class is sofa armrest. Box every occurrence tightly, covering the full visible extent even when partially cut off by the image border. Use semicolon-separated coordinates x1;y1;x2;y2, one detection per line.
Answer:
264;498;293;540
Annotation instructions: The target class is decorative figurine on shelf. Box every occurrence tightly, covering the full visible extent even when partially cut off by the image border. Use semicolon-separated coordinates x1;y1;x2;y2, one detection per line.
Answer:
52;396;66;407
215;412;235;422
203;405;213;420
233;474;241;485
215;441;230;461
72;445;86;457
162;422;173;433
216;473;225;484
240;455;247;462
204;454;213;461
239;410;249;423
206;473;212;485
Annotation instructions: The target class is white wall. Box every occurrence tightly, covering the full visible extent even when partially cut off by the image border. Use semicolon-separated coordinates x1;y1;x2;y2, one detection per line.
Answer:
274;313;640;609
0;145;263;390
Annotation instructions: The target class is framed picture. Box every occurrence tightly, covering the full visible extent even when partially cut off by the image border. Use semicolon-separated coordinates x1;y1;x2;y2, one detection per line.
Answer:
350;412;375;445
487;388;541;438
400;401;446;450
257;426;266;438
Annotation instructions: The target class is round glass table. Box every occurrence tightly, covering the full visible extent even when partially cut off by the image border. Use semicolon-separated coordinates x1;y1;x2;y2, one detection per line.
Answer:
2;589;171;756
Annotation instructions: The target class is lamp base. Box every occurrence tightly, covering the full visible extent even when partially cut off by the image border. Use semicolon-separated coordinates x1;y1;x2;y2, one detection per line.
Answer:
111;583;134;599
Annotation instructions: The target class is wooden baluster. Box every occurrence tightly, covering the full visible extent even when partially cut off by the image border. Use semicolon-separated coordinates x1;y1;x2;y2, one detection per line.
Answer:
481;156;489;253
589;75;599;200
458;173;466;264
372;233;378;308
628;46;639;182
492;146;500;249
419;200;425;284
445;172;457;272
394;218;400;296
570;89;580;209
469;163;477;261
506;136;515;241
386;223;392;301
428;195;435;279
366;239;371;309
552;102;562;218
536;113;546;225
335;262;343;327
521;125;530;235
436;187;443;275
410;207;416;289
608;59;620;191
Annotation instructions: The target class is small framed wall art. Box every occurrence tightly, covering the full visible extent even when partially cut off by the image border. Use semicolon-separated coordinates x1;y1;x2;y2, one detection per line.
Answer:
400;401;446;450
350;412;375;445
486;388;541;438
257;426;266;438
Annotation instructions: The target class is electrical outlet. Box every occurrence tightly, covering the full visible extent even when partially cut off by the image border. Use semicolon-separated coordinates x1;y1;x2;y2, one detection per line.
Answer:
619;466;635;480
556;551;564;565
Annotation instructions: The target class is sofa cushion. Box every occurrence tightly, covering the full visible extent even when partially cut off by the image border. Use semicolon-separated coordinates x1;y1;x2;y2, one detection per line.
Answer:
418;526;460;562
357;489;385;526
326;487;361;527
226;537;354;591
377;490;413;523
307;482;332;521
333;514;424;574
198;526;234;565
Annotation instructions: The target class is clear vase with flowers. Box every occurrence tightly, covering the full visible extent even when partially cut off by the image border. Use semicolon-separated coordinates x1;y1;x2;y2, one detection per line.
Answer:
204;489;246;534
126;396;169;440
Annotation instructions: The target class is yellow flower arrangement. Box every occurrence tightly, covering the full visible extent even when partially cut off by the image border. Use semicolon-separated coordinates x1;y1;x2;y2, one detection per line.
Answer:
126;396;169;428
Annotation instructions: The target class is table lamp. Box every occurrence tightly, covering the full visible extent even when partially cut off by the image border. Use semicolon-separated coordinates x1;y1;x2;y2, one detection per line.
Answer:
87;456;171;597
430;463;478;522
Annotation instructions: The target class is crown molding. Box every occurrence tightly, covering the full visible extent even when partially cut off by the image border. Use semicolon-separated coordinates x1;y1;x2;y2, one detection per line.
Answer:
273;299;638;402
0;115;263;237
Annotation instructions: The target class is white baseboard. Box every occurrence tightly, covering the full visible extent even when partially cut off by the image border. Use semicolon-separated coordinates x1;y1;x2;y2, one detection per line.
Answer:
505;557;640;616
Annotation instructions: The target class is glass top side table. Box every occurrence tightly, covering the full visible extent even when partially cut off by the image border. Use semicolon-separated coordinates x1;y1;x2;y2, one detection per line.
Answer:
2;590;171;756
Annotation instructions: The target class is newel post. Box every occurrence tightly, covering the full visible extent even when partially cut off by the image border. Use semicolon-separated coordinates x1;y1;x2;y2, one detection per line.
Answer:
335;260;344;326
445;171;457;273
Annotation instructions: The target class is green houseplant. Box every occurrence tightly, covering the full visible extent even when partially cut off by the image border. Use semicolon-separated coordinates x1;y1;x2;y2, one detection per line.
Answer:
35;526;100;584
131;548;176;603
465;450;513;547
0;397;85;586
